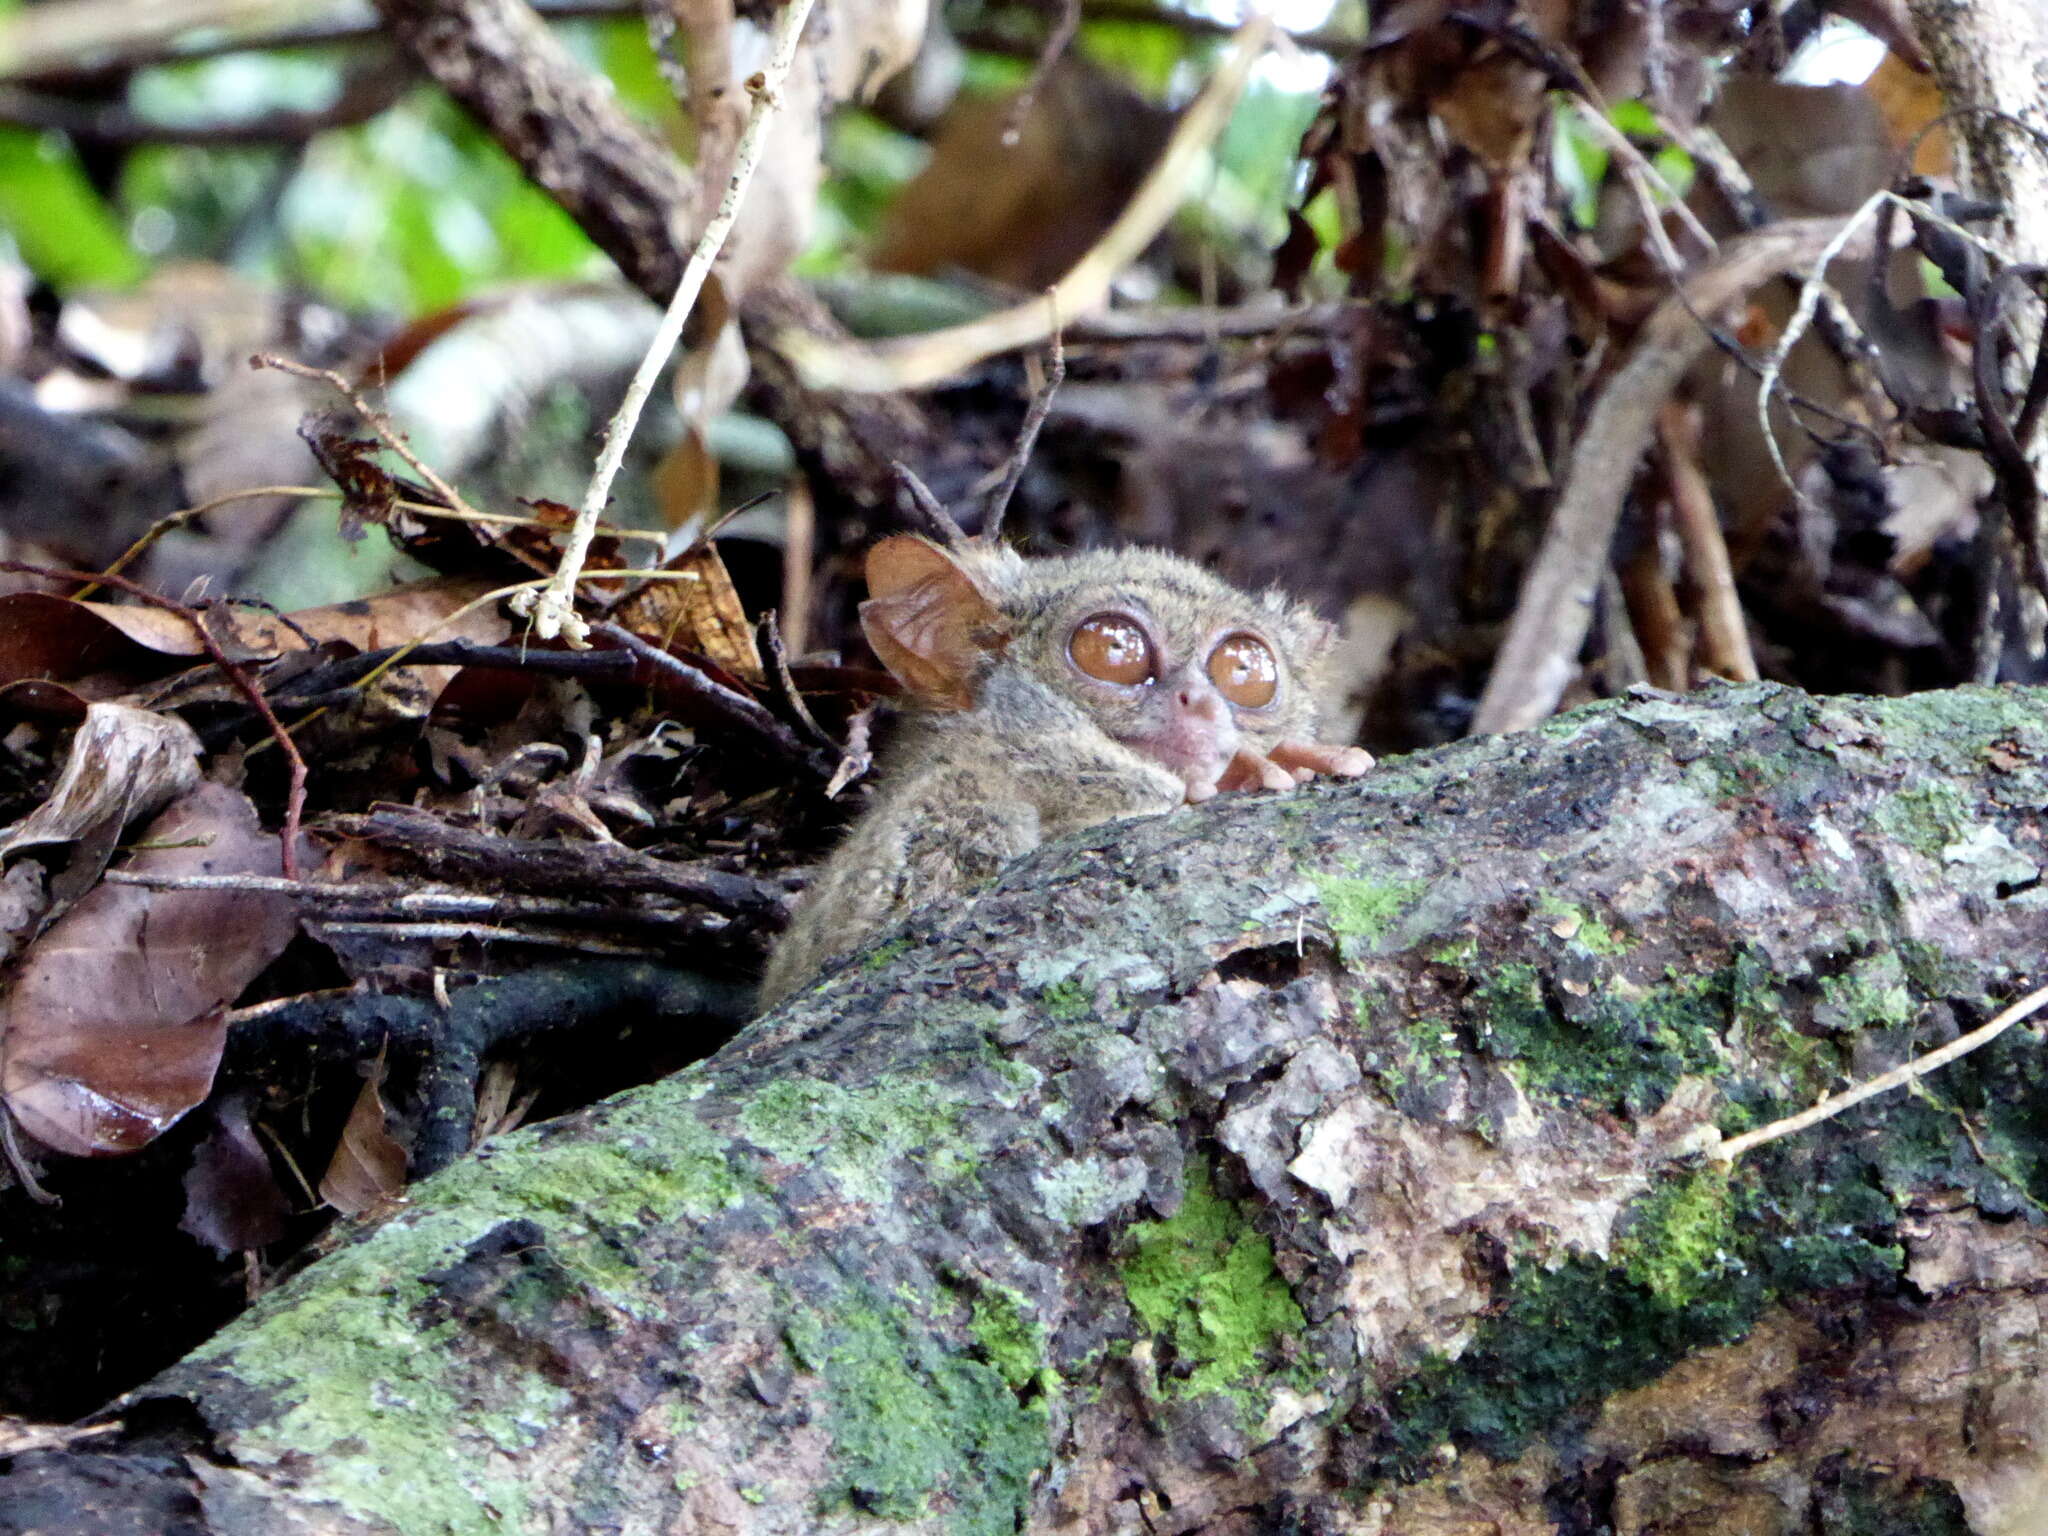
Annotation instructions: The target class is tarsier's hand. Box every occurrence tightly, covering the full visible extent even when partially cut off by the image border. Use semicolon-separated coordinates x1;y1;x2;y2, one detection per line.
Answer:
1194;741;1375;801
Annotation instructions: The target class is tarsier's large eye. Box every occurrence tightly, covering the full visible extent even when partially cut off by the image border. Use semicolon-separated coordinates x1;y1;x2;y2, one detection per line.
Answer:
1069;613;1155;686
1208;632;1278;708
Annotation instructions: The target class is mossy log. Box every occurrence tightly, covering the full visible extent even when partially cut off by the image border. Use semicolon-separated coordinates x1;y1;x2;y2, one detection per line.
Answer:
8;682;2048;1536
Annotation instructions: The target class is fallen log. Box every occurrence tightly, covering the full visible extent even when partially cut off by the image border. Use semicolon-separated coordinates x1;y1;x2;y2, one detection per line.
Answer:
7;680;2048;1535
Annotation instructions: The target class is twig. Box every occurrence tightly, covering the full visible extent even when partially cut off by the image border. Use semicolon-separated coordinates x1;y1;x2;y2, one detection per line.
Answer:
1566;97;1717;261
591;620;835;777
103;870;711;930
892;461;969;545
1061;299;1330;341
336;804;791;918
0;559;308;879
1754;186;2024;513
0;1104;56;1204
1000;0;1080;147
1752;192;1888;513
778;14;1272;392
251;354;485;527
778;478;814;654
1657;403;1757;682
516;0;817;647
669;0;739;221
251;639;642;715
755;612;843;755
1712;981;2048;1163
311;920;668;955
262;568;706;747
1971;266;2048;596
80;484;662;606
982;331;1065;540
0;56;409;145
1470;217;1873;736
75;484;339;598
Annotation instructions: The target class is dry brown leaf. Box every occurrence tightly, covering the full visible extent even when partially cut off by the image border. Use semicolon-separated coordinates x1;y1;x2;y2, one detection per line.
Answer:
318;1060;407;1215
283;577;512;652
1866;50;1951;177
0;701;200;861
0;782;302;1157
873;62;1173;290
1429;50;1549;172
0;578;510;691
179;1093;290;1255
0;593;178;686
653;424;721;535
610;541;763;681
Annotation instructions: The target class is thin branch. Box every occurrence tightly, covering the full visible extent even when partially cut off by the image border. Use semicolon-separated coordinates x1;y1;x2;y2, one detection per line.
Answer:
1471;217;1874;736
76;485;339;598
1972;266;2048;596
252;354;485;526
0;55;409;145
1657;403;1757;682
777;15;1272;392
1713;981;2048;1163
982;331;1065;541
891;460;969;545
755;612;843;756
516;0;817;646
254;569;701;751
1753;191;1890;513
0;1104;57;1205
590;620;835;778
103;870;710;930
1566;97;1717;261
1000;0;1080;147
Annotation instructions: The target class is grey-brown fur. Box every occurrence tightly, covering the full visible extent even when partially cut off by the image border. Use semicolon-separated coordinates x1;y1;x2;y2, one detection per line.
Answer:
757;539;1361;1008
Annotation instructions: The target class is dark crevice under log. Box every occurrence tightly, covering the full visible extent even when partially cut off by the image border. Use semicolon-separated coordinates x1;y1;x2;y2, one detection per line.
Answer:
7;681;2048;1535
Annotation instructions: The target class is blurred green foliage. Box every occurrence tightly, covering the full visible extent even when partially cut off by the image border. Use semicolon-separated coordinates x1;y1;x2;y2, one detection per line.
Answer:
0;127;145;287
108;21;690;310
0;3;1353;314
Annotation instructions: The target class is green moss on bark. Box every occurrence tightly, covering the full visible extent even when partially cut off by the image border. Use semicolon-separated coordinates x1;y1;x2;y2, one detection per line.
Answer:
1118;1162;1306;1408
1310;872;1428;960
785;1296;1049;1535
1363;1139;1906;1486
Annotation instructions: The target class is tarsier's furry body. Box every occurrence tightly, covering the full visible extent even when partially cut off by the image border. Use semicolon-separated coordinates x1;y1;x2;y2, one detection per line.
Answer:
758;536;1370;1006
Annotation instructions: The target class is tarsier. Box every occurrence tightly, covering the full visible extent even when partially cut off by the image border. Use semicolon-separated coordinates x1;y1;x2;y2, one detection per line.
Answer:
757;533;1373;1006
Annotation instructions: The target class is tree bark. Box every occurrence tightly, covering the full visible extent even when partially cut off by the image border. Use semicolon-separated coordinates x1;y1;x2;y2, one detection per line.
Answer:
8;682;2048;1535
372;0;698;301
371;0;946;524
1907;0;2048;274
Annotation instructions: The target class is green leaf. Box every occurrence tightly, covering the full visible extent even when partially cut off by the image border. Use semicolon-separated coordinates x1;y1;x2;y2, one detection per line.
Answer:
0;127;144;289
1079;18;1191;98
1551;109;1609;230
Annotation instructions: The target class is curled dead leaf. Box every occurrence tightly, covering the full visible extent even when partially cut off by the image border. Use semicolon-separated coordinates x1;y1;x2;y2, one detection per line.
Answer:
318;1060;407;1216
0;782;302;1157
0;702;200;862
609;540;763;682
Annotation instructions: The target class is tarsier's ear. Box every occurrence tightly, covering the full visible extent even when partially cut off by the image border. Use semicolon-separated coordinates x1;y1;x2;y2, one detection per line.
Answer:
1298;612;1338;664
860;536;1007;709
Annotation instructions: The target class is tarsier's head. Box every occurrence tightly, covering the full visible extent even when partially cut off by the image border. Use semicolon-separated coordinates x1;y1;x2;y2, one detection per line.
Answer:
859;534;1360;803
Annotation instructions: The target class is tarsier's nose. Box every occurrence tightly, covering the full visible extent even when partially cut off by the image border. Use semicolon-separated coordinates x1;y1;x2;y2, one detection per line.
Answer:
1176;682;1224;718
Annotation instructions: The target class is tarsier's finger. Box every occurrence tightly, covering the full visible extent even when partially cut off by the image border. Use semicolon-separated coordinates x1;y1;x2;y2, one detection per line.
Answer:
1270;741;1375;778
1217;748;1295;794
